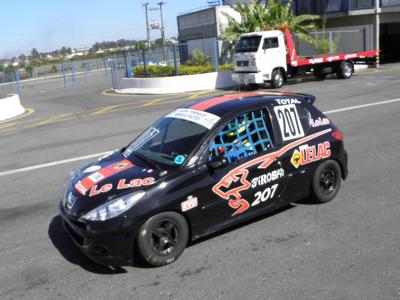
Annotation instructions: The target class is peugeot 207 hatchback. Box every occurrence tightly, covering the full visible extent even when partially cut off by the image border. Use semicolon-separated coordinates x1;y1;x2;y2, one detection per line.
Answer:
58;91;348;267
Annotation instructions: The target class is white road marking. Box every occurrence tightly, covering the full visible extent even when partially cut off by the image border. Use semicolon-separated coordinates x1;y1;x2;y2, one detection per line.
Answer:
1;97;400;177
0;151;112;177
324;98;400;114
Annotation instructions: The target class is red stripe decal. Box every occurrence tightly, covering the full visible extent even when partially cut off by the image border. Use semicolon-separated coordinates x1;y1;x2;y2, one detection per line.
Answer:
75;159;134;195
190;92;261;111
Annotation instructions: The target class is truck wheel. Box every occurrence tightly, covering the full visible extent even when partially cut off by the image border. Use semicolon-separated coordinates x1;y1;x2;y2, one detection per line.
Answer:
337;61;353;79
137;211;189;267
310;160;342;204
271;69;284;89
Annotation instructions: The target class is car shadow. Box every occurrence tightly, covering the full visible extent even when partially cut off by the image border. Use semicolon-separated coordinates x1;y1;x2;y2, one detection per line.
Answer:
49;204;299;271
188;204;296;247
48;215;127;274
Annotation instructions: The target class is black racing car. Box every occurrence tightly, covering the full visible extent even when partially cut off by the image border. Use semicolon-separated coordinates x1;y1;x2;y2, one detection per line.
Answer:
58;91;348;267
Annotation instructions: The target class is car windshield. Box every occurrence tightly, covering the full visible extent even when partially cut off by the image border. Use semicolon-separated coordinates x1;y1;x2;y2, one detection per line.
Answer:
235;36;262;53
122;108;220;169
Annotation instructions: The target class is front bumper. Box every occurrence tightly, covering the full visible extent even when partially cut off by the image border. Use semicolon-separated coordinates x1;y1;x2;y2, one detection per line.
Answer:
58;203;137;266
232;71;264;84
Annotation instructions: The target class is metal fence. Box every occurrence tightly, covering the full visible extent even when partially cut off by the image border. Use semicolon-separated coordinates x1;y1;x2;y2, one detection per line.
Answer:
0;29;370;95
0;58;119;96
294;29;368;56
107;38;233;88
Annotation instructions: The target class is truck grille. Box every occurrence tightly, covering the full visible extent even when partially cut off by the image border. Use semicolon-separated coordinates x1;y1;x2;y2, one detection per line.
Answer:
236;60;249;67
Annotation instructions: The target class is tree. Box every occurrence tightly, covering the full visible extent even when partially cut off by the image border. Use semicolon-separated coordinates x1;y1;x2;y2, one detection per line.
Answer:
221;0;320;44
31;48;40;59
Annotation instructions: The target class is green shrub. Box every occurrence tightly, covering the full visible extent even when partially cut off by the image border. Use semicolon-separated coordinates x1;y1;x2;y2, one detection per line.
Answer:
134;65;175;78
133;64;216;78
179;65;215;75
186;49;209;66
218;64;234;71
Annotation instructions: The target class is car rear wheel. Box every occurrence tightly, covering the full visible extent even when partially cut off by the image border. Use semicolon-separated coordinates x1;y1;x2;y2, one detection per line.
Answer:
310;160;342;203
271;69;284;89
137;211;189;267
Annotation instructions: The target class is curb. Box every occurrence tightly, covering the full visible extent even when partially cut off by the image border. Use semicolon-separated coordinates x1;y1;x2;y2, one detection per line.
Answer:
0;94;26;122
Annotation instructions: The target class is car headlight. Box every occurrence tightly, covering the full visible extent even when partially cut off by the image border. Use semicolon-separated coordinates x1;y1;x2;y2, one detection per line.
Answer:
80;191;146;221
62;186;71;207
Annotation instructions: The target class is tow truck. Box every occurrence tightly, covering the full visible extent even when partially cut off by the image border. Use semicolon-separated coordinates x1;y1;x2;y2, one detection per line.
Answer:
231;29;379;88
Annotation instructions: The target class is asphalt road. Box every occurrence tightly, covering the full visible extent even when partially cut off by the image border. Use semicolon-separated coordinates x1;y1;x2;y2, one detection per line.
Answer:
0;65;400;299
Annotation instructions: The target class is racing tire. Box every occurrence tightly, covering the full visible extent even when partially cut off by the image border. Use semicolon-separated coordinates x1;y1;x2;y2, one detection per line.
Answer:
337;61;353;79
137;211;189;267
271;69;284;89
310;160;342;204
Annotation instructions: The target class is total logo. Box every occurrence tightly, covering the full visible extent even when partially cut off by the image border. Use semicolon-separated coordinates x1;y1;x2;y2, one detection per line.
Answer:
291;142;331;168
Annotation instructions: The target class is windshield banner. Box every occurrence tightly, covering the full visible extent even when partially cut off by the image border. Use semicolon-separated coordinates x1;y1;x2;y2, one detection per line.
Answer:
165;108;220;129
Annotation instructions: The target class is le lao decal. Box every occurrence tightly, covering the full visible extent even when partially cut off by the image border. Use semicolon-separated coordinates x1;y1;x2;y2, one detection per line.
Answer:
291;141;331;168
74;160;134;195
89;177;155;197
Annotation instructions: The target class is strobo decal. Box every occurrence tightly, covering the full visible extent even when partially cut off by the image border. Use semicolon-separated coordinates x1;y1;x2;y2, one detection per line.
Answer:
212;129;331;216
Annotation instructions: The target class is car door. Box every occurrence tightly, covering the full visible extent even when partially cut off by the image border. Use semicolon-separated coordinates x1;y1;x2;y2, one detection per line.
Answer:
190;108;289;235
268;99;314;202
260;35;285;78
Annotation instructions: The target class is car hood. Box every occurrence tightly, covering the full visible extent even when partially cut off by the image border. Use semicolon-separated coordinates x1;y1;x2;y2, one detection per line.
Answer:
64;151;160;217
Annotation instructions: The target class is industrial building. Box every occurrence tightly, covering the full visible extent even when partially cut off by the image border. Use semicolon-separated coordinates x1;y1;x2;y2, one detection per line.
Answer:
177;0;400;63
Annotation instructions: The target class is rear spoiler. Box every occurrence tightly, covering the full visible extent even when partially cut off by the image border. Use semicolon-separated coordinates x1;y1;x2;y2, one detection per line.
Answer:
298;93;316;105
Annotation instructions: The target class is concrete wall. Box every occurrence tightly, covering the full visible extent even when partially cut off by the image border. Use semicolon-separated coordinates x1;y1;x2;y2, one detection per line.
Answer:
0;94;25;121
116;71;235;95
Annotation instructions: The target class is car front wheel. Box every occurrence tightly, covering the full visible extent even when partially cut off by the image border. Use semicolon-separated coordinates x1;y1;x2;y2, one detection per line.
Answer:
137;211;189;267
310;160;342;203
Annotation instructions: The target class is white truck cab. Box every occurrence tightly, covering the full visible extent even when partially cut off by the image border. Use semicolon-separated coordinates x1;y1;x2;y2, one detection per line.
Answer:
232;30;287;88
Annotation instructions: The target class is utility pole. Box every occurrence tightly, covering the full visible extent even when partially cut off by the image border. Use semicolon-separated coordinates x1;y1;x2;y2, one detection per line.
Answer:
157;2;166;47
143;2;151;48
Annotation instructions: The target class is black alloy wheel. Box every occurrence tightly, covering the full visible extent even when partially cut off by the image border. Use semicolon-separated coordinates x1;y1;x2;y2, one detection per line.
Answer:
310;160;342;203
137;211;189;267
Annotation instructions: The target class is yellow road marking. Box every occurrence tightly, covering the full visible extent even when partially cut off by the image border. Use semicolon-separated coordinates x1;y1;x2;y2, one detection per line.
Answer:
0;90;232;134
90;104;125;116
141;98;163;107
0;127;18;133
24;113;76;128
0;108;35;125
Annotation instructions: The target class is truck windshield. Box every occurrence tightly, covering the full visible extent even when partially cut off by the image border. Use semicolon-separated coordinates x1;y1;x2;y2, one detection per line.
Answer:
235;36;261;53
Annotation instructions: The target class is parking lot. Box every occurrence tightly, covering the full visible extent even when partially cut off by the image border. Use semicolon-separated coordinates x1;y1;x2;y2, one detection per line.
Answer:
0;65;400;299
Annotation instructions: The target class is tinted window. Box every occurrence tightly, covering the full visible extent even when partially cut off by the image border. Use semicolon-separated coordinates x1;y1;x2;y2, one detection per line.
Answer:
210;109;274;163
123;118;209;168
263;37;279;50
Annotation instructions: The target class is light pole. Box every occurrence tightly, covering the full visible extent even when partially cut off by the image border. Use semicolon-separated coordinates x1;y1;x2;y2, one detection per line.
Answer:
143;2;151;48
157;2;166;47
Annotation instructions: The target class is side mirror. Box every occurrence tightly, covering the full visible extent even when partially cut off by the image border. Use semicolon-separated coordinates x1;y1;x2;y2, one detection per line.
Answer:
206;156;228;170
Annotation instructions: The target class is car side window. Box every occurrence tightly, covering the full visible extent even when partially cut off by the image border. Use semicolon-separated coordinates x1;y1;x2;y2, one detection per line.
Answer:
209;109;274;163
263;37;279;50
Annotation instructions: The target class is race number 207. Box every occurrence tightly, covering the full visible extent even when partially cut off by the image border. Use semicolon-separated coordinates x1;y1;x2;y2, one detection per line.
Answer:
274;104;304;141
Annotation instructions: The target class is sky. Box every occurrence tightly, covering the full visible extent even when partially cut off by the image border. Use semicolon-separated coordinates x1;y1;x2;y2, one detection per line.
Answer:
0;0;209;59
